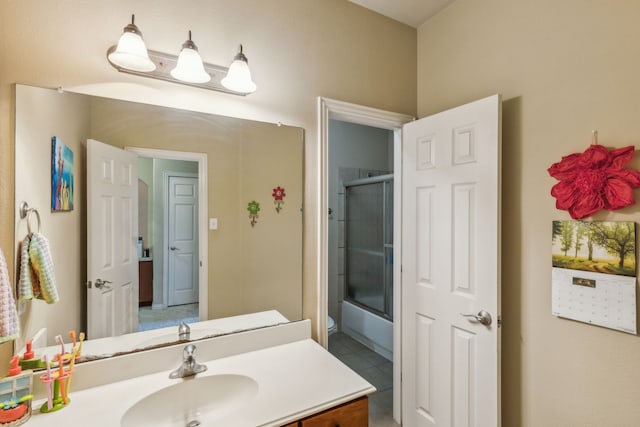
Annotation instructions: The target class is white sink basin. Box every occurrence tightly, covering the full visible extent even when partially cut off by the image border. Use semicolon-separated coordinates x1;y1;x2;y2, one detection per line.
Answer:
121;374;259;427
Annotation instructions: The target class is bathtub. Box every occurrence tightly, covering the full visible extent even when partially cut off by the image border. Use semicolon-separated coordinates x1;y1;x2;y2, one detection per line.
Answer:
341;300;393;361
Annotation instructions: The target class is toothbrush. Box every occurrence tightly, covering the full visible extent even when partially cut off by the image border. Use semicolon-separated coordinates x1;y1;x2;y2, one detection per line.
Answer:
69;331;76;350
55;335;66;360
56;354;67;404
43;355;53;410
77;332;85;357
65;342;77;398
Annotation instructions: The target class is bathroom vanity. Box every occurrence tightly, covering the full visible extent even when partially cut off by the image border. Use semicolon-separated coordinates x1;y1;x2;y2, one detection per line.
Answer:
24;320;375;426
282;396;368;426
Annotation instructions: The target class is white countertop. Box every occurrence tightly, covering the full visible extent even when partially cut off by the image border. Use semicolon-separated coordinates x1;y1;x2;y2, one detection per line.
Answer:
26;338;375;427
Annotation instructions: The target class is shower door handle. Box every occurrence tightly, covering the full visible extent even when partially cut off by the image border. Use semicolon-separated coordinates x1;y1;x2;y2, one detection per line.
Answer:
461;310;492;326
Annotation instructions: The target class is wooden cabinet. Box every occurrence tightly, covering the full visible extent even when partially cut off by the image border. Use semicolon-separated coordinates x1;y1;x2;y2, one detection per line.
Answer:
283;396;368;427
138;260;153;305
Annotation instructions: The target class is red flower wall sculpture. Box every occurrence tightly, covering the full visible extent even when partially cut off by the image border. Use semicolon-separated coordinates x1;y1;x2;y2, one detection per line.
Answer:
548;144;640;219
272;186;286;213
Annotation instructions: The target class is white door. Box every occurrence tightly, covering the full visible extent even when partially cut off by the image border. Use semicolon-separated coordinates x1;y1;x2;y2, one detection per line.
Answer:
401;95;501;427
87;139;139;339
166;175;199;306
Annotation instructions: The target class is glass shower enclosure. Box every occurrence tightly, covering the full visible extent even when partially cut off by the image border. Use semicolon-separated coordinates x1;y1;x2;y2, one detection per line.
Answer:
344;174;393;321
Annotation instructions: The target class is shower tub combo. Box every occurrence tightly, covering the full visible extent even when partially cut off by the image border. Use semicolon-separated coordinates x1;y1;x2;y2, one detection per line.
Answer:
341;174;393;361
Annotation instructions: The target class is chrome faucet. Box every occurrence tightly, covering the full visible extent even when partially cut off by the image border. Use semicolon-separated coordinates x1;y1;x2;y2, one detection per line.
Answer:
169;344;208;379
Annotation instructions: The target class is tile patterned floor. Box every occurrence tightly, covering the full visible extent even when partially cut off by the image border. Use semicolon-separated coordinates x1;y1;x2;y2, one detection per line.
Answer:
328;332;401;427
138;303;199;331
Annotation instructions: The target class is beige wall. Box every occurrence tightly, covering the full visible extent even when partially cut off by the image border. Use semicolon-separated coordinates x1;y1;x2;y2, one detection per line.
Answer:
0;1;417;362
14;86;89;350
418;1;640;425
239;136;304;318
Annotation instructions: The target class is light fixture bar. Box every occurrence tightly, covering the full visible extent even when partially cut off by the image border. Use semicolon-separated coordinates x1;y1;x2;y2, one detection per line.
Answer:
106;45;250;96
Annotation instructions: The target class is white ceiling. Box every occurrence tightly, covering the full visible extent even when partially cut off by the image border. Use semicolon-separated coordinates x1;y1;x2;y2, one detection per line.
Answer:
349;0;456;28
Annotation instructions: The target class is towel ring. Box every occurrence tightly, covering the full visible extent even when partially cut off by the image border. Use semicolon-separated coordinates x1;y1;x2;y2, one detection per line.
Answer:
19;201;41;234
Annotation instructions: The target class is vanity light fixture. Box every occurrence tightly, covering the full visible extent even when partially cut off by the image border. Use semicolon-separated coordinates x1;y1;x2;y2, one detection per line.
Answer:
106;15;256;96
170;31;211;84
107;15;156;73
221;45;257;94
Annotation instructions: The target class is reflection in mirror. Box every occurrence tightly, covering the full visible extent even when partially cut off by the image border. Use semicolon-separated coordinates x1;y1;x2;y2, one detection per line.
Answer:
14;84;303;365
34;310;290;364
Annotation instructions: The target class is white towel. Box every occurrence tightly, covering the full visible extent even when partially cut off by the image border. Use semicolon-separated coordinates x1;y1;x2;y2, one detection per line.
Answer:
0;247;19;343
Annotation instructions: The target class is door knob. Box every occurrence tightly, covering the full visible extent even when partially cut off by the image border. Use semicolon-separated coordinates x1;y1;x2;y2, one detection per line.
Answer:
170;246;179;251
461;310;492;326
94;278;112;290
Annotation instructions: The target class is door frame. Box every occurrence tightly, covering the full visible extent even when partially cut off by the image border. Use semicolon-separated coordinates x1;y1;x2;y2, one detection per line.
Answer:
317;97;413;422
125;147;208;322
163;171;199;308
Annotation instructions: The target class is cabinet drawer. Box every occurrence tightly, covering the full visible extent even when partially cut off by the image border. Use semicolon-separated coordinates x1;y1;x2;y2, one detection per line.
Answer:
299;396;368;427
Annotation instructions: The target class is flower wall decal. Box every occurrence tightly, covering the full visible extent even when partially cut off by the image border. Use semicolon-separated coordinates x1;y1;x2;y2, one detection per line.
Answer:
247;200;261;227
548;144;640;219
272;186;286;213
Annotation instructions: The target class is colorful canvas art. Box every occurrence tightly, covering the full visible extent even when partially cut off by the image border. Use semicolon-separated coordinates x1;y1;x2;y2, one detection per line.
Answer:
51;136;74;212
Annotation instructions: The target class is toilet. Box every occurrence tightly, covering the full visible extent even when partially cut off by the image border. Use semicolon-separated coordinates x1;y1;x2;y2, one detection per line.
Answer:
328;315;338;335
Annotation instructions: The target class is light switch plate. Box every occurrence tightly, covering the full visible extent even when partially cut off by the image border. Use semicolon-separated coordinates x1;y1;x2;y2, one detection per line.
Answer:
209;218;218;230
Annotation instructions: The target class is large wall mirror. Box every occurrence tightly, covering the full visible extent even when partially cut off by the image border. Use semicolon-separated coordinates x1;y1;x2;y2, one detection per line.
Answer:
14;84;303;362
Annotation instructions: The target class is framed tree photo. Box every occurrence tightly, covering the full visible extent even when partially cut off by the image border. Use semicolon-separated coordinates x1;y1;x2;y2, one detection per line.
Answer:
551;220;637;334
552;220;636;277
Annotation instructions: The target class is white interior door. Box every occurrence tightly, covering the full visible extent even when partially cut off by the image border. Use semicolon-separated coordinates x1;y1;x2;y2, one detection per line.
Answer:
87;139;139;339
401;95;501;426
166;175;199;306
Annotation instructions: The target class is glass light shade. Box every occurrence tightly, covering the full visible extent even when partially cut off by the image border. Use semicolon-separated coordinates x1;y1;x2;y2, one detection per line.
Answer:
170;39;211;84
108;27;156;72
221;59;257;93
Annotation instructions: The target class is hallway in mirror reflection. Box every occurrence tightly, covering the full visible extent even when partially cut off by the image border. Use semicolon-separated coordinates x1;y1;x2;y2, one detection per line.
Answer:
138;303;199;331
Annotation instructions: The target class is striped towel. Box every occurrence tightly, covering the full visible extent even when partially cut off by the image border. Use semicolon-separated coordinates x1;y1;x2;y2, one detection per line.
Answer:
18;233;59;304
18;235;36;301
0;247;19;343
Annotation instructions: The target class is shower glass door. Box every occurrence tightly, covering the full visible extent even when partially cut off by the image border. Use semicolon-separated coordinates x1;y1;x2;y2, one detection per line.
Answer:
345;174;393;320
